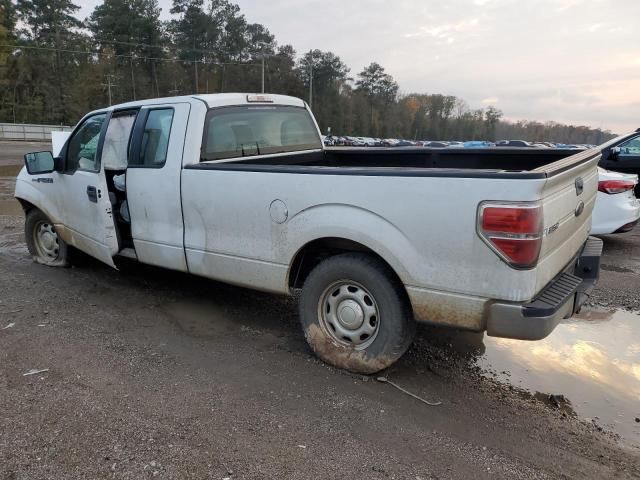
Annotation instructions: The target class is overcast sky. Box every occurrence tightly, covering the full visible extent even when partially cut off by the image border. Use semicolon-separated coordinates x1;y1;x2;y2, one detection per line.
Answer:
78;0;640;133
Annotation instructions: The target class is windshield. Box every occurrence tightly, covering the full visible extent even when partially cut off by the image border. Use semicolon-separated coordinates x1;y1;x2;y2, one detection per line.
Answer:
201;105;321;161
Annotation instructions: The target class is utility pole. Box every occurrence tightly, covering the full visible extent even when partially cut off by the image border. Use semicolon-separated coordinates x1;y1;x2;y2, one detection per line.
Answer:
129;52;136;100
152;62;159;97
256;45;272;94
102;74;118;106
309;51;313;109
261;55;265;93
169;80;179;96
193;38;199;94
194;60;199;94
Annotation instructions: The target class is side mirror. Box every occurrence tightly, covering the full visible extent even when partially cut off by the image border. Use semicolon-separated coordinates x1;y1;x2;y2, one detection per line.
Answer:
609;147;621;161
24;151;55;175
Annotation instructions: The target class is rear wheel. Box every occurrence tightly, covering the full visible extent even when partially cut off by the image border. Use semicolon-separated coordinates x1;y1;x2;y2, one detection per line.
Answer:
299;253;415;374
25;209;69;267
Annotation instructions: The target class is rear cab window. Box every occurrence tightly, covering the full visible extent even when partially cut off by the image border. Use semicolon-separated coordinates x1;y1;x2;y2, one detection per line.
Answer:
129;108;174;168
201;105;321;162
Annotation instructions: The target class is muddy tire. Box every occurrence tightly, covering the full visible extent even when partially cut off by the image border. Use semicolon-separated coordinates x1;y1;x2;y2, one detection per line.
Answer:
25;209;70;267
299;253;415;374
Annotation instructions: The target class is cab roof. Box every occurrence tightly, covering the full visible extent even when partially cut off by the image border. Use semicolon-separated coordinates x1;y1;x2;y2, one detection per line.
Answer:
109;93;306;111
194;93;305;108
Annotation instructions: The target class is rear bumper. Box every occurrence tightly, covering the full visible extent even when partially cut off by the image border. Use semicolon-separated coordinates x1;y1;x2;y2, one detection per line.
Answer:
614;218;639;234
486;237;603;340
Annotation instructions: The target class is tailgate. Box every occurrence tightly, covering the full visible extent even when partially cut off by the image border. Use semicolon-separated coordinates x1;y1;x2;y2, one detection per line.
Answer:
533;149;601;293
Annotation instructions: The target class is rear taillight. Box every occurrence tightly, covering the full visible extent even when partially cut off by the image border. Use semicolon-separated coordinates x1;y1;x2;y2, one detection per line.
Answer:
478;202;543;269
598;179;636;194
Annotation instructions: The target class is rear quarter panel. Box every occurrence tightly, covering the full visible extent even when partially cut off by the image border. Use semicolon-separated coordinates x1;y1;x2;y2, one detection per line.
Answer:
180;168;550;303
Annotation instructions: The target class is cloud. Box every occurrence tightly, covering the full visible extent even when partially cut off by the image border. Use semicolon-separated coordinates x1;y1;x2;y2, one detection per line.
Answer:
404;18;481;41
78;0;640;133
550;0;593;12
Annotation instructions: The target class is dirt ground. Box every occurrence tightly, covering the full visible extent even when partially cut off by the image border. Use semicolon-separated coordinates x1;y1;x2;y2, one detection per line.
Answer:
1;141;639;479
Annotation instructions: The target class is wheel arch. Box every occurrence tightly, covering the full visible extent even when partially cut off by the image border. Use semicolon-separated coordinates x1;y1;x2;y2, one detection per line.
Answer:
287;237;408;298
16;197;37;214
284;203;419;293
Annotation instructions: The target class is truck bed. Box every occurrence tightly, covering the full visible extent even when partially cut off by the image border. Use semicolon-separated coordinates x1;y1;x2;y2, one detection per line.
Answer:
323;147;586;170
194;147;598;178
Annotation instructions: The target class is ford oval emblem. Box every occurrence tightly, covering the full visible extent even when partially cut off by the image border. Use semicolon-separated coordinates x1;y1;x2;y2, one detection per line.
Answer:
575;177;584;195
575;201;585;217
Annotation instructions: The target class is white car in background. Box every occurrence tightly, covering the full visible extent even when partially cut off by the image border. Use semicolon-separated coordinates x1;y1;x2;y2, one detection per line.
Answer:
591;167;640;235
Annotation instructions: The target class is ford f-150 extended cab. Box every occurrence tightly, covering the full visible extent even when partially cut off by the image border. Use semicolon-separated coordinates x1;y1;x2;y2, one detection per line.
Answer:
16;93;605;373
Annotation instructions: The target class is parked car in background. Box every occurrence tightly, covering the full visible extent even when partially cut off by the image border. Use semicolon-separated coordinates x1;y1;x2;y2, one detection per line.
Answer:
464;141;493;148
496;140;532;147
423;141;448;148
599;128;640;196
555;143;585;149
591;168;640;235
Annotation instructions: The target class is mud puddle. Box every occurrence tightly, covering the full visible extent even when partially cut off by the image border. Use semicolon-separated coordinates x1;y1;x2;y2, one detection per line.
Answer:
0;175;27;258
450;308;640;446
0;175;21;216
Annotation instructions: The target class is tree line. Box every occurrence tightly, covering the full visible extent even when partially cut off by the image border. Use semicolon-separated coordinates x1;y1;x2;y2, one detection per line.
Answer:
0;0;617;144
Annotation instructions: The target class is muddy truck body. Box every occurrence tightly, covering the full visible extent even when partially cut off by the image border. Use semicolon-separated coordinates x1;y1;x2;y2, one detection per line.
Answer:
15;93;605;373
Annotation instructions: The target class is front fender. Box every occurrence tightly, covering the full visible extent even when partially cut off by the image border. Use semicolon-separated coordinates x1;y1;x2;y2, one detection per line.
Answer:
14;170;63;227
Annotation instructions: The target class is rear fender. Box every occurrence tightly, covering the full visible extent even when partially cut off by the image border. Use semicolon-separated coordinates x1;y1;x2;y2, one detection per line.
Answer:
284;203;419;286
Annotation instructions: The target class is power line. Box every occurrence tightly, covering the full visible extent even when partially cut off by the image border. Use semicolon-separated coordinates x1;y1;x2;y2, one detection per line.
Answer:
29;31;276;58
0;43;261;67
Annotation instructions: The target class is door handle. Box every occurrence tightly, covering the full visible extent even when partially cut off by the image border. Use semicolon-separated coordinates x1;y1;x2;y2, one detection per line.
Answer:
87;186;98;203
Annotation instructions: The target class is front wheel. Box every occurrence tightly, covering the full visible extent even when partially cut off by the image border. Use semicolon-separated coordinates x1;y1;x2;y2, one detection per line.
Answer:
25;209;70;267
299;253;415;374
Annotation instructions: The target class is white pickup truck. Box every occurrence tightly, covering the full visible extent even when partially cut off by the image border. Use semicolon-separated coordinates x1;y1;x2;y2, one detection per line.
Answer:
16;93;604;373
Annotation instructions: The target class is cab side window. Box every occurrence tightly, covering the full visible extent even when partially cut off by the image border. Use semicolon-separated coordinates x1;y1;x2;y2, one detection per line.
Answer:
130;108;174;167
618;136;640;157
66;113;107;172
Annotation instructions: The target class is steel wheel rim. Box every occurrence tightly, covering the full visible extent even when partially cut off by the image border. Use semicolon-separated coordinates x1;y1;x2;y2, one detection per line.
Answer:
33;221;60;261
318;280;380;349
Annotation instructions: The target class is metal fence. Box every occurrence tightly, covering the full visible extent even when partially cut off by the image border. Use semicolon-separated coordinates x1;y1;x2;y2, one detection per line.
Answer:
0;123;73;141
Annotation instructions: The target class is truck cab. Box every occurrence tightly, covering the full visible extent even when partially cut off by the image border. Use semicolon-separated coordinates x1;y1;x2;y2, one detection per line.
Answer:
18;94;309;271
